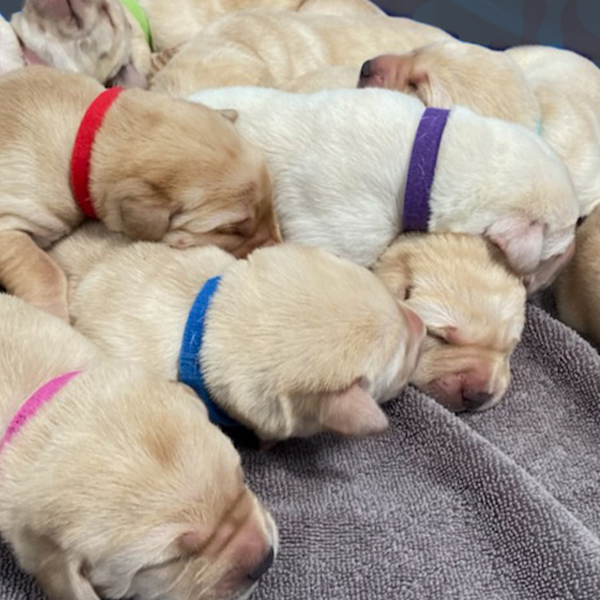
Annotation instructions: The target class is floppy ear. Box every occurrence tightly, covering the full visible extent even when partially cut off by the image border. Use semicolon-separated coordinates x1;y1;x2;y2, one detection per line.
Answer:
320;381;389;437
218;109;239;123
116;181;172;242
17;530;100;600
411;69;452;108
486;216;544;274
27;0;74;20
0;16;25;75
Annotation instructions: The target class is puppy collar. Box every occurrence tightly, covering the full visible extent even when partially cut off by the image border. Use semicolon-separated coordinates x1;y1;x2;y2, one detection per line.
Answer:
0;371;81;456
403;107;451;231
70;87;125;220
178;276;245;432
119;0;153;49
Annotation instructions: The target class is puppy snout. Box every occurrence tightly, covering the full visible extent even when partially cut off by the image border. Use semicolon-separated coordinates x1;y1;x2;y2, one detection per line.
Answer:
360;60;372;79
462;390;493;411
247;546;275;582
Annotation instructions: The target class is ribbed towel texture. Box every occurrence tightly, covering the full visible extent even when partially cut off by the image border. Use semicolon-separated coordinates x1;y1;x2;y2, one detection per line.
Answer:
2;304;600;599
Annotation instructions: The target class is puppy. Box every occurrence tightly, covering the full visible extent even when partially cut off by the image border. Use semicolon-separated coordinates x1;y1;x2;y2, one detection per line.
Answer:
555;205;600;346
0;293;277;600
0;14;25;75
49;223;425;442
150;9;451;97
10;0;149;87
187;86;579;291
374;233;526;412
0;66;277;320
359;40;600;219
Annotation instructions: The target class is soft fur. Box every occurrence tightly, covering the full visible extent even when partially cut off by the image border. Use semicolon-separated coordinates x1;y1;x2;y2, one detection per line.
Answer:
374;233;526;412
187;86;579;290
0;66;278;320
359;40;600;219
49;222;425;442
10;0;150;86
0;294;277;600
149;9;451;97
555;205;600;346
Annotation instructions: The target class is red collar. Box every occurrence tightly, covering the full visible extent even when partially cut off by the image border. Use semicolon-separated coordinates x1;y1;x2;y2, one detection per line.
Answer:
70;87;125;220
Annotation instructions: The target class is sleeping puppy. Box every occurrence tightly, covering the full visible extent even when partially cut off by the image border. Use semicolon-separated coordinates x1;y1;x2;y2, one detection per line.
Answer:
150;9;451;97
555;205;600;346
0;294;277;600
0;66;277;321
0;14;25;75
187;86;579;292
374;234;526;412
358;41;600;219
49;223;425;443
10;0;150;87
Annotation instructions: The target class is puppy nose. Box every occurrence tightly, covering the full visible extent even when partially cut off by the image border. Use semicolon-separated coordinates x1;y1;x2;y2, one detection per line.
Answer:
462;390;493;411
247;547;275;582
360;60;372;79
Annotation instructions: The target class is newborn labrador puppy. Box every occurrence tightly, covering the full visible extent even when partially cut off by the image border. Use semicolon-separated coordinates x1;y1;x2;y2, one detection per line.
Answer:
374;233;526;412
359;40;600;219
11;0;149;87
188;86;579;290
0;66;277;320
150;9;451;97
50;223;425;442
555;205;600;346
0;294;277;600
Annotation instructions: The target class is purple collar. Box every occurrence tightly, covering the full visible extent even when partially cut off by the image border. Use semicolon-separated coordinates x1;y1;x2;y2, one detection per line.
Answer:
403;108;451;231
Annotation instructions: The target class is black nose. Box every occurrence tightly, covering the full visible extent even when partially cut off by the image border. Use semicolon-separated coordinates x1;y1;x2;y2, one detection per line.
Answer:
360;60;372;79
462;391;493;411
248;547;275;582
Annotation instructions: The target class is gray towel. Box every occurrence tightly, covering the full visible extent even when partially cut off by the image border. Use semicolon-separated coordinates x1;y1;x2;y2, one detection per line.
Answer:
2;304;600;599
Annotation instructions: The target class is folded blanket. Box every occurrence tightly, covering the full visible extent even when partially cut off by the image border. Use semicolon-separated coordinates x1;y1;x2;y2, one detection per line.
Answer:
2;304;600;599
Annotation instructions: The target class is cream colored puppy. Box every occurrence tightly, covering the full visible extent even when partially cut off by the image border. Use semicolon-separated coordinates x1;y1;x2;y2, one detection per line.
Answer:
0;66;277;321
359;41;600;219
150;9;451;97
11;0;150;86
0;293;277;600
187;86;579;291
50;223;425;442
374;234;526;412
0;14;25;75
555;206;600;346
139;0;384;51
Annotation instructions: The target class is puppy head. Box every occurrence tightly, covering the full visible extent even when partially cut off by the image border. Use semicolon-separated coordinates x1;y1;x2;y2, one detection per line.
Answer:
18;369;277;600
95;92;280;258
374;233;526;412
429;107;579;290
11;0;147;87
202;245;425;442
358;40;541;131
0;15;25;75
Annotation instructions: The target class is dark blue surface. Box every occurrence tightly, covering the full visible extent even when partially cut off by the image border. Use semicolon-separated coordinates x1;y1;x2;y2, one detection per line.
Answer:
0;0;23;18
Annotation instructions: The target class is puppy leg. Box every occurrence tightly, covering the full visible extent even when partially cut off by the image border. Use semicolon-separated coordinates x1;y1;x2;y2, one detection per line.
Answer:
0;231;69;321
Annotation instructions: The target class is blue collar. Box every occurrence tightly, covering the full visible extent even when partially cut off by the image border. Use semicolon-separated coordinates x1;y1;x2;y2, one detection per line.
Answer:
178;276;243;430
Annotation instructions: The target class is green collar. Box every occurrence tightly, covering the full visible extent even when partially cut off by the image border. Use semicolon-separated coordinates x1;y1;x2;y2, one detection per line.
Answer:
119;0;152;49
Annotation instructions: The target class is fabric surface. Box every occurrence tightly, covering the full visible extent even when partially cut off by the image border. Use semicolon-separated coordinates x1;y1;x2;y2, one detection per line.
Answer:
2;304;600;599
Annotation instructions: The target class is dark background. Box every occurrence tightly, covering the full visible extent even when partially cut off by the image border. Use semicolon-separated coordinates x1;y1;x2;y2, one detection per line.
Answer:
1;0;599;65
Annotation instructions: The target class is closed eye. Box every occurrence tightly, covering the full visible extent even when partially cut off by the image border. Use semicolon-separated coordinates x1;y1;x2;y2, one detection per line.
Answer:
426;328;449;344
66;0;84;29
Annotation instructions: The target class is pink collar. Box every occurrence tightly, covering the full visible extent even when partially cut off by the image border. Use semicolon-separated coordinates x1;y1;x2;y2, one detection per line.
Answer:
0;371;81;456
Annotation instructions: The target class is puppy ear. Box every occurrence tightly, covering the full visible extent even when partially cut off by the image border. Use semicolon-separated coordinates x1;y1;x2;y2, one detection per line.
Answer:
19;531;100;600
412;70;452;108
486;216;545;274
0;16;25;75
218;109;239;123
320;381;389;437
116;181;172;242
